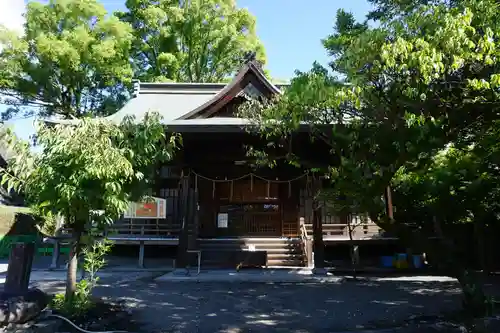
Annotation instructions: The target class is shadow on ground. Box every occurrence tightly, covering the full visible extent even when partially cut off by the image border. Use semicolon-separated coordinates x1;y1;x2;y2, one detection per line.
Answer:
76;277;467;333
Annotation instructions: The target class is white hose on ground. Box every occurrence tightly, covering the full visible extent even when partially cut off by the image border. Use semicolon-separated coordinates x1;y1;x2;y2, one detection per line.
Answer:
41;310;135;333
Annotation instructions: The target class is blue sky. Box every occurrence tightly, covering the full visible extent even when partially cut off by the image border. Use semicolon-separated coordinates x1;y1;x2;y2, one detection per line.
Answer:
3;0;373;140
99;0;373;79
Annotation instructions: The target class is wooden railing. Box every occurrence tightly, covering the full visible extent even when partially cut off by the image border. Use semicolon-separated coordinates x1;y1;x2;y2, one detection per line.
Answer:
304;222;385;240
111;219;182;237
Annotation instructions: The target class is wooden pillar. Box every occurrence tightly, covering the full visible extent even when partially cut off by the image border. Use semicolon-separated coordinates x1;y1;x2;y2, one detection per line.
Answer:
49;215;64;270
187;187;198;251
176;174;190;269
4;242;35;295
384;186;394;219
306;237;314;268
311;178;326;274
192;189;200;245
138;225;145;268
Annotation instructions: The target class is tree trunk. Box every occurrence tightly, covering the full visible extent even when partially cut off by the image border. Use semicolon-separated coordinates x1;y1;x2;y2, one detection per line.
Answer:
474;218;486;273
65;230;82;302
430;217;490;318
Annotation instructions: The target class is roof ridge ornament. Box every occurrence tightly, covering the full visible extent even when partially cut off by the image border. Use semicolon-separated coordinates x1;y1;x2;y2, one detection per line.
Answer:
242;51;263;71
243;51;256;64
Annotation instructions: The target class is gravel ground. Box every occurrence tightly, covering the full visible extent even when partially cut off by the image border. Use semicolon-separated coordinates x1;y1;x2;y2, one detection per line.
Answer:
87;276;464;333
5;271;496;333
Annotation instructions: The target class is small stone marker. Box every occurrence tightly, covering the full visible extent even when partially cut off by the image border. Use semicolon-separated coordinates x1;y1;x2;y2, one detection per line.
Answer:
4;242;35;295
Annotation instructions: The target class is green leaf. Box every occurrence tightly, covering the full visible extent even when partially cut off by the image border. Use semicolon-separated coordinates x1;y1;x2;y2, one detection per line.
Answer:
115;0;266;82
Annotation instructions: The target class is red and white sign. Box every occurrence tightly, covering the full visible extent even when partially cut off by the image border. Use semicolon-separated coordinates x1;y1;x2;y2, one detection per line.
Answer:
124;197;166;219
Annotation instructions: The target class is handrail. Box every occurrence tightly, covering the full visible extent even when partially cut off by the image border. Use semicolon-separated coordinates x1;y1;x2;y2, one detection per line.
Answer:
302;222;381;236
299;222;311;266
302;222;380;227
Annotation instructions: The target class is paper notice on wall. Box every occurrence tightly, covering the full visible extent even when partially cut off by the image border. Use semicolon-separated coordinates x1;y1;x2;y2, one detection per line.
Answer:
217;213;228;228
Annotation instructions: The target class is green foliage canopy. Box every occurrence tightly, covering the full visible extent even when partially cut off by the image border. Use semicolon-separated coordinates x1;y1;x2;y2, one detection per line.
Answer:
0;0;134;120
116;0;266;83
242;0;500;222
0;113;179;232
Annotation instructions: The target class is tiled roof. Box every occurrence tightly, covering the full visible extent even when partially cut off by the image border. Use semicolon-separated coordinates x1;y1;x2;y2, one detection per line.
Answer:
107;82;224;124
44;62;289;127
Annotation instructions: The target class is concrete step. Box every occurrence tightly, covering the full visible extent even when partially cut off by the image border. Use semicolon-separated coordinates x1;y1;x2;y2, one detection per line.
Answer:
199;239;302;246
201;258;305;268
198;243;302;250
196;238;306;268
266;252;305;259
267;259;305;266
199;249;304;256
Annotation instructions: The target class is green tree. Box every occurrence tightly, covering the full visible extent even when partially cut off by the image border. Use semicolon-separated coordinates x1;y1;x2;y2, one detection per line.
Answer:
116;0;266;83
242;0;500;319
0;0;134;120
367;0;460;22
0;112;179;301
322;9;368;75
392;120;500;271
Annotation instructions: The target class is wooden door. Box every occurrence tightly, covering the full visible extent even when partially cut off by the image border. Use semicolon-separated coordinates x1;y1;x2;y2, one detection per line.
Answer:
215;179;282;236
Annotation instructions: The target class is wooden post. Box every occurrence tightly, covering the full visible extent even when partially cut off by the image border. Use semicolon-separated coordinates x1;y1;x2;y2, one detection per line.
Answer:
190;189;199;249
138;225;145;268
186;189;197;251
49;215;63;270
384;186;394;219
312;207;326;273
176;175;190;269
311;178;326;274
306;238;313;268
4;242;35;295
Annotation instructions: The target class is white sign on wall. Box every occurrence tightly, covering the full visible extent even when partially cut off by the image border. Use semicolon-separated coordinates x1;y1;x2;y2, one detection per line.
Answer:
217;213;228;228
